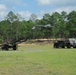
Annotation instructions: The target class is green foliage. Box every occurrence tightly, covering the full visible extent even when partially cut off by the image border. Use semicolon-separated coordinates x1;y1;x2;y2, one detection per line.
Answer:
0;10;76;43
0;36;3;43
67;11;76;37
30;14;37;22
6;11;17;23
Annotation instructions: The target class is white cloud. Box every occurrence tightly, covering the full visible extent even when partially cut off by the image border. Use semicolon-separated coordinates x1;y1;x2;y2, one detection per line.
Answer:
37;11;47;19
22;3;28;6
37;6;76;19
54;6;76;14
0;4;7;11
36;0;76;19
2;0;28;6
0;11;7;20
37;0;50;5
17;6;76;20
0;10;32;21
0;4;7;20
37;0;76;6
0;0;76;21
18;11;32;20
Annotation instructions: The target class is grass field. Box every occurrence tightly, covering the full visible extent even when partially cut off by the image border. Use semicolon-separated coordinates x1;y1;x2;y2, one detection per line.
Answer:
0;44;76;75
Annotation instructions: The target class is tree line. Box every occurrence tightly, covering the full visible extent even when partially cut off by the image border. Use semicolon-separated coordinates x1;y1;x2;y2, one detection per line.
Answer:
0;11;76;43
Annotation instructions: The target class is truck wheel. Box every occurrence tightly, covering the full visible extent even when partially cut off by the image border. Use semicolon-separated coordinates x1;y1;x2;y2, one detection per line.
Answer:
73;46;76;48
67;46;71;48
62;46;65;48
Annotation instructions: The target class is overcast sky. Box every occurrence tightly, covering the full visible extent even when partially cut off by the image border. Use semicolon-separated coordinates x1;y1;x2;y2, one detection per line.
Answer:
0;0;76;20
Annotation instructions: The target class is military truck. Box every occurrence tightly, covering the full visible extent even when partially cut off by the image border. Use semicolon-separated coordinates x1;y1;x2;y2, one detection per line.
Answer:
1;43;17;51
53;38;76;48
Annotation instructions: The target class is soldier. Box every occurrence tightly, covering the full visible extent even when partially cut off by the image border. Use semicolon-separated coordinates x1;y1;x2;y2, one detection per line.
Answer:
12;43;17;50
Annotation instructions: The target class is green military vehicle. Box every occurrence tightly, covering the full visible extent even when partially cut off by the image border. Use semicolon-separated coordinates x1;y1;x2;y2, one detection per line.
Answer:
54;38;76;48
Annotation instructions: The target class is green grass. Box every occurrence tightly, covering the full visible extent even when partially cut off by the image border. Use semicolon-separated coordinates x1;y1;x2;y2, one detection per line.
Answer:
0;44;76;75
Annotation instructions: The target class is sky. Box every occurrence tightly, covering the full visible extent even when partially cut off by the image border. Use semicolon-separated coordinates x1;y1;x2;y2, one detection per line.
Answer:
0;0;76;20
